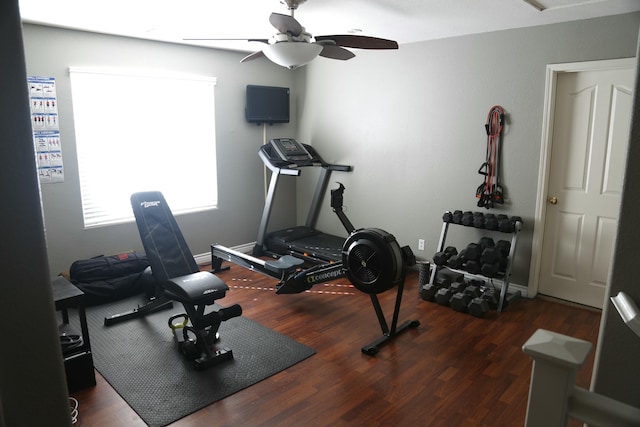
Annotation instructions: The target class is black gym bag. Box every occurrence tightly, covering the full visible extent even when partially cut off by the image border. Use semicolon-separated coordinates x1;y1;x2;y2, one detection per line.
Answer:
69;252;156;305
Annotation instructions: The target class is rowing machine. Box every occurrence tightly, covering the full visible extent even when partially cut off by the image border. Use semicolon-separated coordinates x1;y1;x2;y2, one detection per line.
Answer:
212;184;419;354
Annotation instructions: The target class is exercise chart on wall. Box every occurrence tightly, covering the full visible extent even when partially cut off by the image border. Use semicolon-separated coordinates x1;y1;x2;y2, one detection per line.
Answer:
28;76;64;183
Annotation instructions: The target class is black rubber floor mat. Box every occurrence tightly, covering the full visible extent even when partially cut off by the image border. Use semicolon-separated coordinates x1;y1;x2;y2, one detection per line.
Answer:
69;295;315;427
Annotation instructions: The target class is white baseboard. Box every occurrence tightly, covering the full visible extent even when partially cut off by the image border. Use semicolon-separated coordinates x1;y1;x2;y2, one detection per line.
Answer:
194;242;256;265
510;283;529;298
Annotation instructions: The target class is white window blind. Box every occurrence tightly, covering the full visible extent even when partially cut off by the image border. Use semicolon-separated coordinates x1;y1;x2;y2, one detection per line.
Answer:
69;67;218;228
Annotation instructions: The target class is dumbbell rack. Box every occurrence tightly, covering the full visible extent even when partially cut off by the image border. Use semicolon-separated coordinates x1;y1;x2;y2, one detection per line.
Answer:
425;212;522;312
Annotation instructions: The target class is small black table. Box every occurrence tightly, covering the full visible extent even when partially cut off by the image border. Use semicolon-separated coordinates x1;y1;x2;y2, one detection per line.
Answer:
52;276;96;392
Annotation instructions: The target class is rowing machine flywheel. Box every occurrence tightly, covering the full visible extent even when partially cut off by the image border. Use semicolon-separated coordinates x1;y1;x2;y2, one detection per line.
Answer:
342;228;404;294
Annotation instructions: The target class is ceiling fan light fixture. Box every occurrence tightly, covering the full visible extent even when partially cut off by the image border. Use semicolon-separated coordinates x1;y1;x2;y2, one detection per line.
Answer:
263;42;323;69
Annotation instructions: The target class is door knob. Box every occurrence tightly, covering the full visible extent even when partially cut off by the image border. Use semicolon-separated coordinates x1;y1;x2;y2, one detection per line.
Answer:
549;196;558;205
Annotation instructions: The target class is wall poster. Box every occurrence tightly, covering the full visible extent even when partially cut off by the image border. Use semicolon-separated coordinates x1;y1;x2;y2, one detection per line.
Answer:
28;76;64;183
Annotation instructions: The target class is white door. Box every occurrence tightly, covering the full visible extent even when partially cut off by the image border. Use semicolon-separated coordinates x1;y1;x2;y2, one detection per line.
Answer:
537;65;634;308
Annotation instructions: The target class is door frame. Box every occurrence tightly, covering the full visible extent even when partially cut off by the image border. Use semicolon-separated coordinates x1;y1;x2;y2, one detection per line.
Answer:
528;57;637;299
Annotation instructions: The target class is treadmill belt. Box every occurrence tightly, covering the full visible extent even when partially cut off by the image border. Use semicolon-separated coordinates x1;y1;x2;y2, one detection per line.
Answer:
268;226;321;243
265;226;345;262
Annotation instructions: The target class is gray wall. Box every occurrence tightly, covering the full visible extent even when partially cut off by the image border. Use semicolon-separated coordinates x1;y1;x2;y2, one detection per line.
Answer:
295;13;640;287
22;24;299;276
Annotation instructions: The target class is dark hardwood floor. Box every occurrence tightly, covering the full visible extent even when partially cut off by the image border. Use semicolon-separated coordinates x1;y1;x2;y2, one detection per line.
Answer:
71;264;601;426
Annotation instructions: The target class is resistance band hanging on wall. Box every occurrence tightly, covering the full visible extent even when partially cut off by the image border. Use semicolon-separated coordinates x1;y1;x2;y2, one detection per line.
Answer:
476;105;505;209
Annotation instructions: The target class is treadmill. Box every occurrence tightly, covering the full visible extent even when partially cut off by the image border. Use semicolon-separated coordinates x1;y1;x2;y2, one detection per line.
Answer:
253;138;352;263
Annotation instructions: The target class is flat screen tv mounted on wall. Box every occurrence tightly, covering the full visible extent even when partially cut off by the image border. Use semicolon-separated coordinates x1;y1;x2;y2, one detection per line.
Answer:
245;85;290;124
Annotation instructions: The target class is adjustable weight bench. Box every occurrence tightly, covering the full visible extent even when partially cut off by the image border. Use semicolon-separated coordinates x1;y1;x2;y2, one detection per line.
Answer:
105;191;242;370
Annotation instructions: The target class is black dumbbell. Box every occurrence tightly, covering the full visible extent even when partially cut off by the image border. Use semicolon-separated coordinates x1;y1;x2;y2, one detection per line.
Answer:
484;214;497;230
496;240;511;272
435;286;454;306
473;212;485;229
433;246;458;266
461;211;475;226
420;282;441;302
447;250;466;269
452;210;464;224
450;281;467;294
496;240;511;256
481;246;502;264
465;260;481;274
464;243;482;261
480;262;500;277
482;288;501;310
442;212;453;223
468;297;489;317
421;266;458;302
480;245;504;278
436;268;465;284
461;243;482;274
478;237;495;251
450;291;472;312
464;285;482;299
497;214;512;232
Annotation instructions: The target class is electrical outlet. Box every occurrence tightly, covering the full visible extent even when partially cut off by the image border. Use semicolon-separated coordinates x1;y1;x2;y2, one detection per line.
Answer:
418;239;425;251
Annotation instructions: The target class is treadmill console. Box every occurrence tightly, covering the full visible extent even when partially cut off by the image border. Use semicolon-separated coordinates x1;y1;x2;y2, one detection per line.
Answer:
270;138;313;163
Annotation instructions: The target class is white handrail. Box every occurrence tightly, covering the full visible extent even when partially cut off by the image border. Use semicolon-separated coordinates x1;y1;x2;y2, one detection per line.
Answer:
568;386;640;426
522;329;640;427
611;292;640;338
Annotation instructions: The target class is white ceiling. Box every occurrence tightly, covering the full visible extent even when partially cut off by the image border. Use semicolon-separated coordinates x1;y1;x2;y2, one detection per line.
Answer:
18;0;640;54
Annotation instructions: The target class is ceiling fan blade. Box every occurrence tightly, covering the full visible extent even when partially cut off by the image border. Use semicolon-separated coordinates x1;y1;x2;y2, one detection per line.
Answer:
269;12;303;36
319;44;355;61
183;38;269;44
240;50;266;63
315;35;398;50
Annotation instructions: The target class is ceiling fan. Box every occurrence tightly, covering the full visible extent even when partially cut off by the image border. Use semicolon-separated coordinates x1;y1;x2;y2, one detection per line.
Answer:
185;0;398;69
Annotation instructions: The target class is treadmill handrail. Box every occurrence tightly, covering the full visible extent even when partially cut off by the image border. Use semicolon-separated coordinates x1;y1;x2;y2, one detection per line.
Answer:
258;149;301;175
328;164;352;172
258;143;352;174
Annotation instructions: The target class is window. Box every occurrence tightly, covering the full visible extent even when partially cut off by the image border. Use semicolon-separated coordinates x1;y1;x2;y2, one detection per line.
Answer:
69;67;218;228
